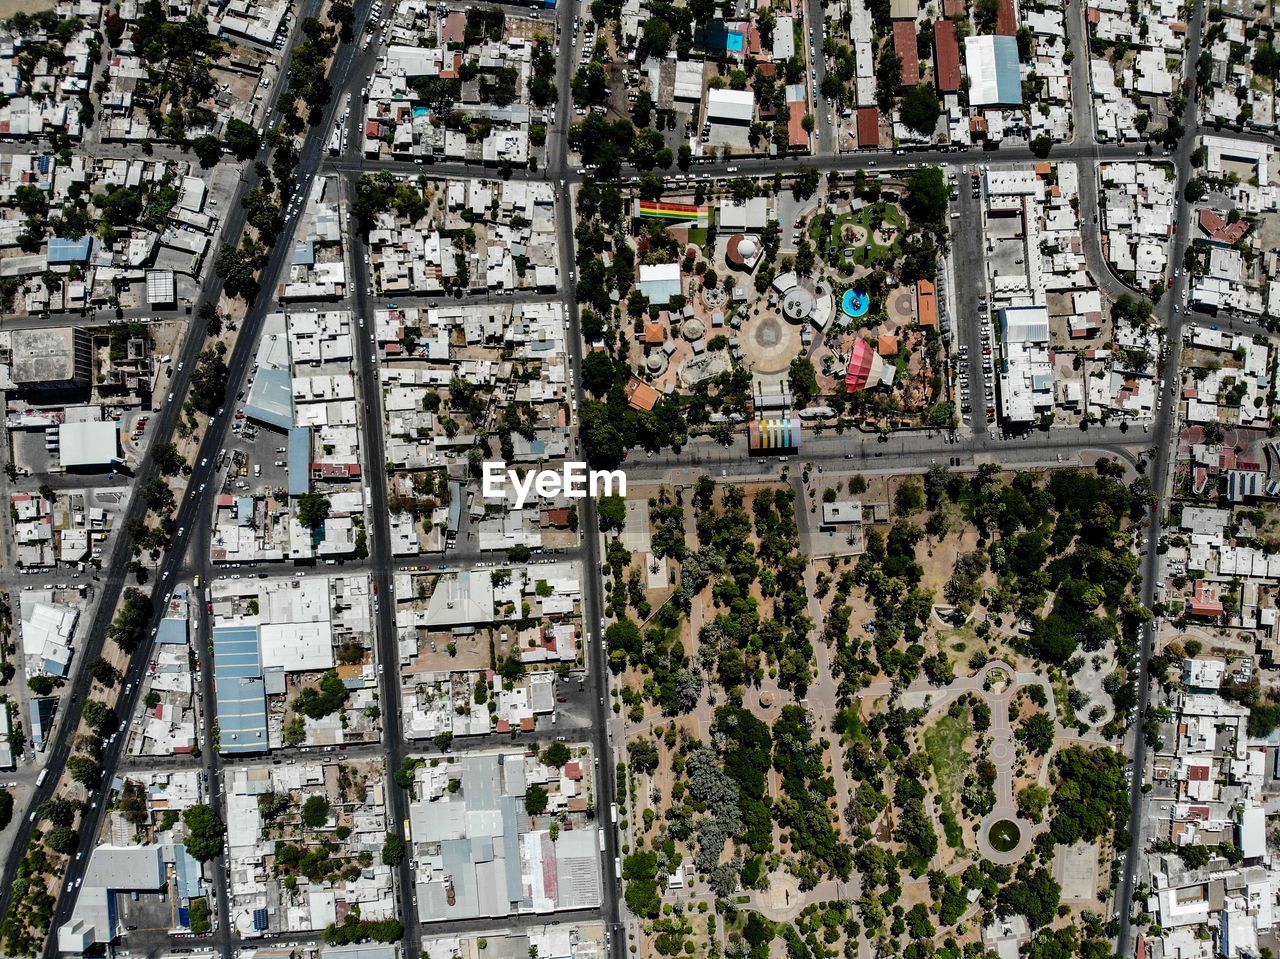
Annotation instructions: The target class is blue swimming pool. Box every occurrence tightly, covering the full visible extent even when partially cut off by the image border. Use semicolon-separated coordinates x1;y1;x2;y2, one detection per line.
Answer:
842;289;869;318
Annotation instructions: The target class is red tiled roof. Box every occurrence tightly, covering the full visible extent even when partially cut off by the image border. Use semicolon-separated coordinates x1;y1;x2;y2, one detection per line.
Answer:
625;377;660;411
856;107;880;146
934;19;962;92
894;21;920;86
787;102;809;148
916;278;938;326
1198;208;1250;244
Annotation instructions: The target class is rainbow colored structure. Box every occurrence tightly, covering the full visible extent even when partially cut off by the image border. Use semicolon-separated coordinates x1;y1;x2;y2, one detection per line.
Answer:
634;199;709;228
748;417;801;454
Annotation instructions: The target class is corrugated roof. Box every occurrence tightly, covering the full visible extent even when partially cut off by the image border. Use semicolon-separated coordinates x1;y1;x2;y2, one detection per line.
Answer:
934;19;962;92
894;21;920;86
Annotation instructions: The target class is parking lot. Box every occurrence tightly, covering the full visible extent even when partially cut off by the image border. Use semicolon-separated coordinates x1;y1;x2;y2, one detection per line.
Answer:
219;420;291;499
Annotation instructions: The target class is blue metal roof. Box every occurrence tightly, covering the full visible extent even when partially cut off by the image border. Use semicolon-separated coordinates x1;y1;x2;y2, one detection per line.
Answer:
288;426;311;497
213;625;268;753
292;240;315;266
47;236;91;264
174;846;205;901
157;618;188;645
990;35;1022;104
212;626;261;679
243;366;294;431
218;676;268;753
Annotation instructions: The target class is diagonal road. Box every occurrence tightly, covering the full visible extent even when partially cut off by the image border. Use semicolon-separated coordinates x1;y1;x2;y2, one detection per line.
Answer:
23;1;378;954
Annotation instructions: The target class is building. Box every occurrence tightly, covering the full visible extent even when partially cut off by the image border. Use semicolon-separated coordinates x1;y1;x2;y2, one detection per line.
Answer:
821;501;863;526
997;306;1053;422
637;263;682;306
705;88;755;125
856;107;880;147
966;35;1023;106
893;21;921;86
146;269;176;307
57;420;119;470
748;417;800;454
409;751;601;923
934;19;962;93
916;279;938;327
212;625;269;754
9;327;91;389
56;846;167;949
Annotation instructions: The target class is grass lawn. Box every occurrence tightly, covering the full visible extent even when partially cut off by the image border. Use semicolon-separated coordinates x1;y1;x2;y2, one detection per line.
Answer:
924;712;972;850
688;227;708;247
811;203;905;273
1054;673;1079;728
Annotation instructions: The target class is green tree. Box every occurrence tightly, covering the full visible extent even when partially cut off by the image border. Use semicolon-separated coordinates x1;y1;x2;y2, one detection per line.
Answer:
788;357;819;407
381;831;405;866
525;784;549;815
293;670;347;718
296;493;331;529
182;804;226;861
899;84;941;134
224;118;262;160
301;794;331;828
542;742;571;767
904;166;949;225
190;134;222;167
582;349;615;397
598;494;627;532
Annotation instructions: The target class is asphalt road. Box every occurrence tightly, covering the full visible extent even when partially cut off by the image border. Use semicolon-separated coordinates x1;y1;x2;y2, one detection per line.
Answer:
11;0;1239;953
1115;3;1205;954
26;0;377;953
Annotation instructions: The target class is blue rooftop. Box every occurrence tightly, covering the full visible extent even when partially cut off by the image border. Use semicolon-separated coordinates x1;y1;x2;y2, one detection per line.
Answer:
288;426;311;497
156;618;188;645
243;365;294;431
212;625;268;753
47;236;91;264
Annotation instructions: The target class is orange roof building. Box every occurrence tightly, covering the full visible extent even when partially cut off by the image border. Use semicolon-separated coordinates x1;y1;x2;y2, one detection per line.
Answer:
641;321;666;345
1189;580;1224;619
787;102;809;149
625;377;660;411
1198;209;1250;244
877;333;900;356
916;278;938;326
